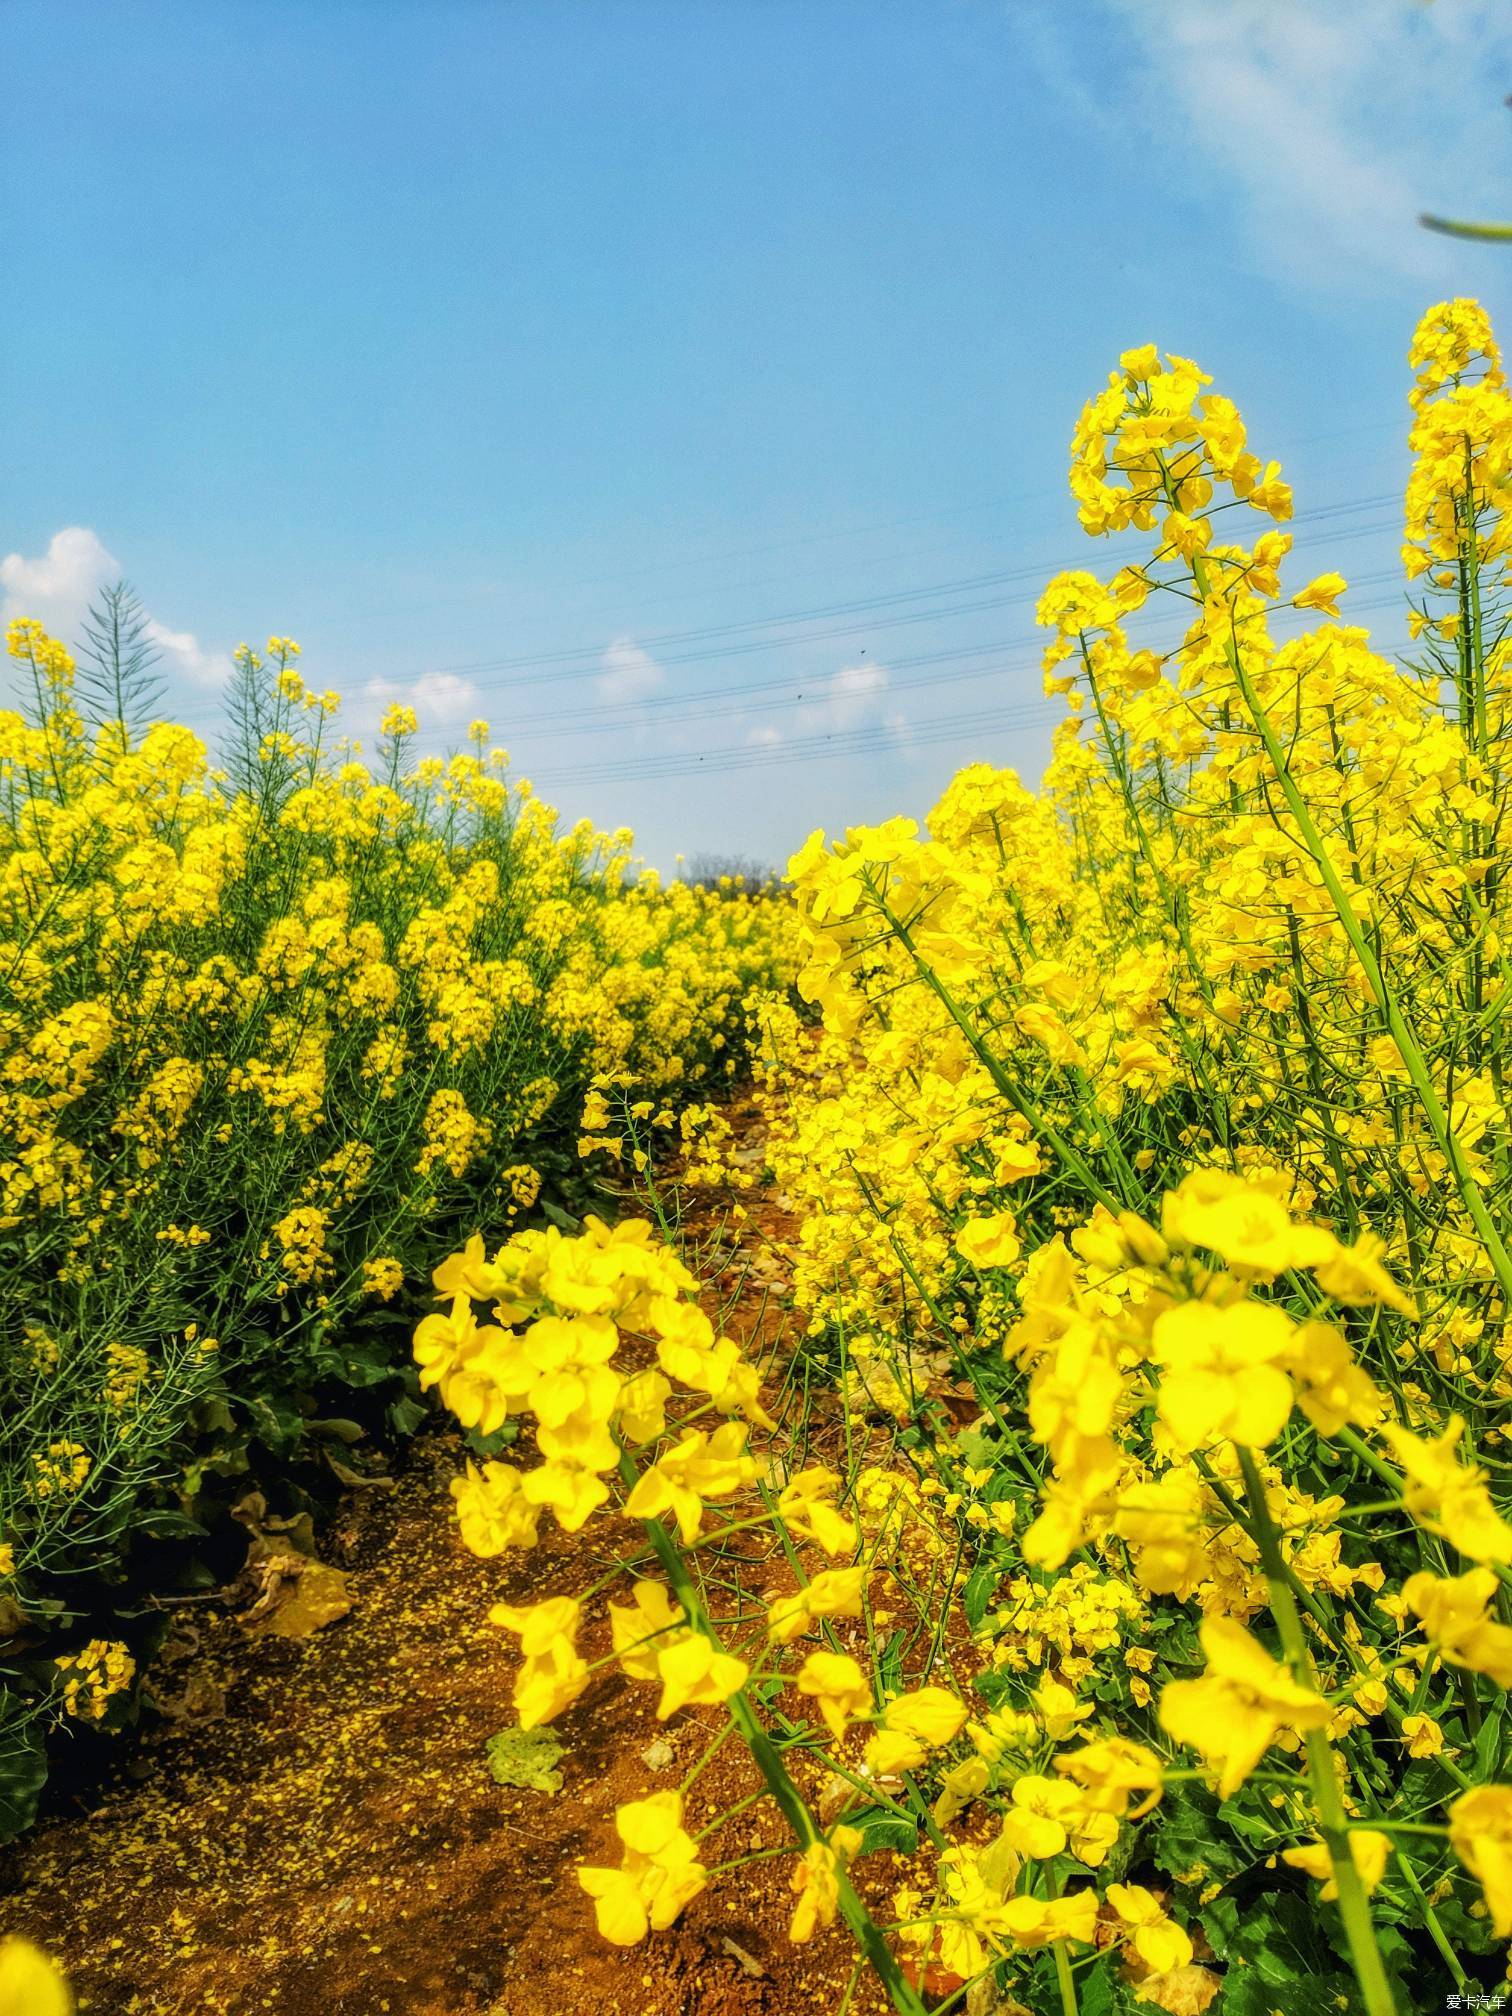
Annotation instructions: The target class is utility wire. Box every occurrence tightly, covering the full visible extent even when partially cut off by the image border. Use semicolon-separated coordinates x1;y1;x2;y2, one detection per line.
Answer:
544;703;1066;789
160;485;1406;735
526;584;1425;791
427;491;1402;682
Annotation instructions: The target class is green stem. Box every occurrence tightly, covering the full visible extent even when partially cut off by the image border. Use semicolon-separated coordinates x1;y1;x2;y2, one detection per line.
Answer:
1053;1939;1079;2016
1393;1846;1469;1992
1212;597;1512;1304
624;1462;925;2015
1045;1869;1080;2016
1236;1447;1399;2016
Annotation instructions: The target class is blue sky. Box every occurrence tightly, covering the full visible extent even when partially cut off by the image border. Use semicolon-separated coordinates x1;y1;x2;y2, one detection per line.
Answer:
6;0;1512;871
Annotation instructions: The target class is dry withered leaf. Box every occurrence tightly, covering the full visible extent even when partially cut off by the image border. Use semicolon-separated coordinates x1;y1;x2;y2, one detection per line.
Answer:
718;1935;766;1978
965;1975;1032;2016
232;1491;318;1562
816;1770;858;1823
229;1489;352;1638
240;1553;353;1639
1133;1963;1222;2014
324;1448;394;1491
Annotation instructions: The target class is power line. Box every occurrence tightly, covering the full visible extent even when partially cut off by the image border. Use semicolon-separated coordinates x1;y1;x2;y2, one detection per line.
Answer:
258;411;1412;642
427;491;1403;683
484;541;1409;754
528;585;1424;793
461;515;1409;735
543;702;1065;789
142;482;1414;767
505;641;1034;743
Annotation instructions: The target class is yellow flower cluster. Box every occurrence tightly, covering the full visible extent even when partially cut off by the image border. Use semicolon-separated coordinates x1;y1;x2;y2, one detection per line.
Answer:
419;1218;999;1971
25;293;1512;2016
0;630;794;1808
696;300;1512;2009
53;1638;135;1722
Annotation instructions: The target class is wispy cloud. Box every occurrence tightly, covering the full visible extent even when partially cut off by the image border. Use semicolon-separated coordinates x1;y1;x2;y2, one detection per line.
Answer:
1078;0;1512;292
362;669;481;729
881;706;912;749
2;527;233;693
825;659;890;729
774;658;910;758
143;618;233;692
597;635;665;705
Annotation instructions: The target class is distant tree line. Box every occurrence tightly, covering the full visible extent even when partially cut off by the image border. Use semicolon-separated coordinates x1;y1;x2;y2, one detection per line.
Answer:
679;853;786;896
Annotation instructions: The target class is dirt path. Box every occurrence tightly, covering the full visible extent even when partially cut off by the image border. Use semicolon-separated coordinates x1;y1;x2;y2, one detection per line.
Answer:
0;1096;902;2016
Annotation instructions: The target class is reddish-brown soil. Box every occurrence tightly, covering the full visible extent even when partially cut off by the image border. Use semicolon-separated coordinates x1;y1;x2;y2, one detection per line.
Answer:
0;1100;906;2016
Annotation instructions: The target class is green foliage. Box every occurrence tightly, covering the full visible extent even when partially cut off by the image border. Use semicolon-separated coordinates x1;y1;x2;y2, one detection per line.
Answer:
485;1725;565;1794
74;581;165;737
0;1717;47;1838
850;1808;918;1858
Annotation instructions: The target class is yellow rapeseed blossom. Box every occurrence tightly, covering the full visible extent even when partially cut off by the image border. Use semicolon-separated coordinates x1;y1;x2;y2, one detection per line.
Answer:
0;1938;71;2016
54;1639;135;1723
577;1792;708;1945
1159;1618;1331;1796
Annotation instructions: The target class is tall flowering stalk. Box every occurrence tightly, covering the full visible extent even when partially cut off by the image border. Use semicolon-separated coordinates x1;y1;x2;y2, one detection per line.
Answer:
728;301;1512;2011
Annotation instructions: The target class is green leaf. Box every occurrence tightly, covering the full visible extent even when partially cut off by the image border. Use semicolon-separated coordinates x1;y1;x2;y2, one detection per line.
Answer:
465;1421;521;1460
387;1393;428;1437
962;1560;999;1630
167;1557;220;1591
1427;1889;1503;1960
541;1200;582;1232
951;1427;998;1471
306;1417;365;1444
846;1806;917;1858
244;1391;305;1452
1373;1922;1415;2001
1155;1781;1256;1888
1205;1891;1356;2014
1199;1893;1240;1959
1075;1956;1134;2016
485;1725;566;1794
1473;1704;1509;1781
1421;213;1512;243
0;1719;47;1841
331;1341;397;1388
134;1509;209;1540
1216;1792;1280;1852
1219;1969;1354;2016
875;1629;906;1698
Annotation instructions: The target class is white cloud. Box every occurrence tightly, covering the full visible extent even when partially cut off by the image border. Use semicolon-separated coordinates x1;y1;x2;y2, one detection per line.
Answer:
143;619;234;693
2;527;233;695
745;723;784;750
825;660;889;729
788;660;904;746
1091;0;1512;290
597;635;665;705
2;527;120;638
362;669;481;728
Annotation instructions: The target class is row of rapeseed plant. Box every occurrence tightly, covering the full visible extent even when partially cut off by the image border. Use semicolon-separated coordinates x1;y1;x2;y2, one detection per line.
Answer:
413;300;1512;2016
0;630;793;1831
